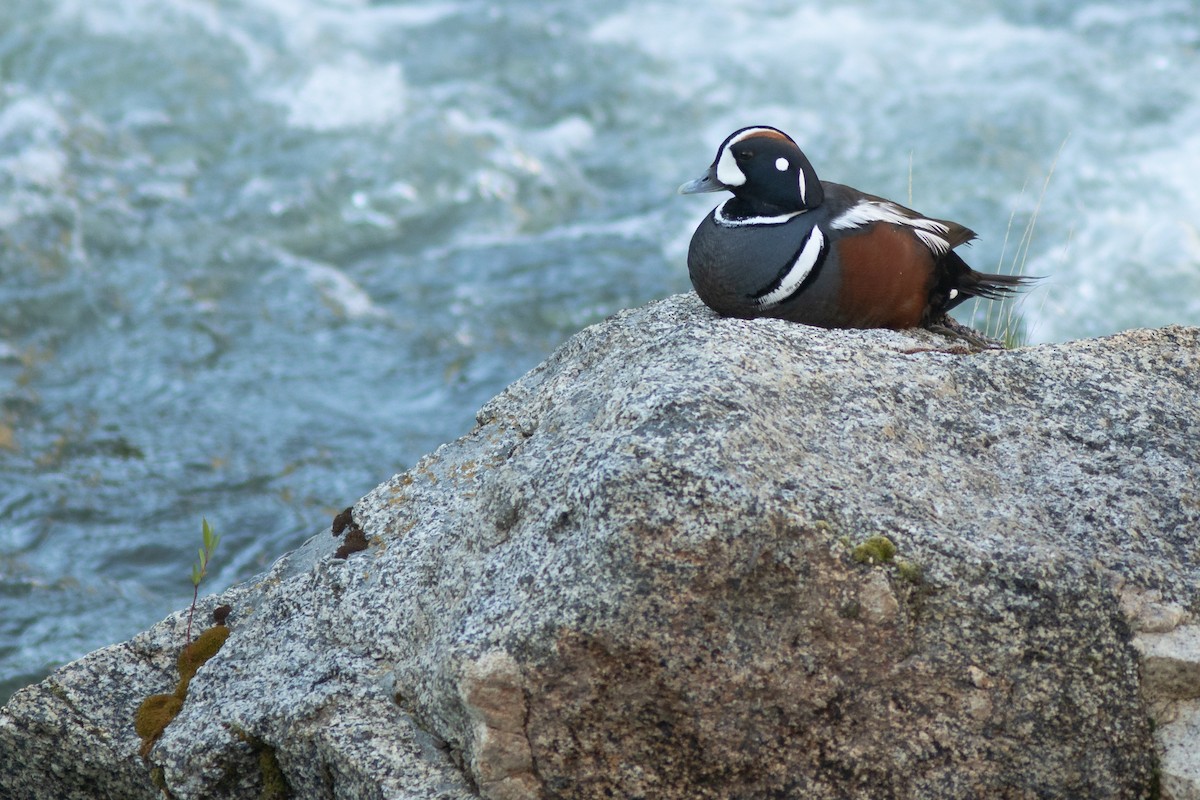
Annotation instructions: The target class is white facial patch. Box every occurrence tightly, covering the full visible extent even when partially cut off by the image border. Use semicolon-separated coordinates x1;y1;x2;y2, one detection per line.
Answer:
714;127;785;188
830;200;952;253
775;157;789;171
756;227;825;307
715;146;746;187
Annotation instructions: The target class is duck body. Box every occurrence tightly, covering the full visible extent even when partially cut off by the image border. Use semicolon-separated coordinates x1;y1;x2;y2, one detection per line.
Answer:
681;126;1030;330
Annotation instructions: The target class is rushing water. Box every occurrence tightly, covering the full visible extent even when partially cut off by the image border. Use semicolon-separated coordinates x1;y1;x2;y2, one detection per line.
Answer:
1;0;1198;702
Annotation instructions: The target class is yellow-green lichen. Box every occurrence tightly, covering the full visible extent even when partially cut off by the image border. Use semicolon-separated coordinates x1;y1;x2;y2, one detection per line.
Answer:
852;535;897;565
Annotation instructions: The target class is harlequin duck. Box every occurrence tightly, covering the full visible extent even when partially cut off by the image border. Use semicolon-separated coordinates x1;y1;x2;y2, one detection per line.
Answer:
680;126;1032;332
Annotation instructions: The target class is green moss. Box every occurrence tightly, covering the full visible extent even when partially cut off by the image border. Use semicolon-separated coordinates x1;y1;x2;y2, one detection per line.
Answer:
135;623;230;760
259;745;290;800
852;535;897;565
149;765;168;793
231;727;292;800
135;693;183;757
176;624;230;697
896;559;923;584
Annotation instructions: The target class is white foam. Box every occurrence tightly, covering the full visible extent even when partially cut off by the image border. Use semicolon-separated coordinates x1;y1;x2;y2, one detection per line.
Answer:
61;0;459;63
276;55;406;131
241;0;459;54
0;95;68;141
54;0;272;72
0;93;73;222
263;246;388;321
0;146;67;188
527;116;596;158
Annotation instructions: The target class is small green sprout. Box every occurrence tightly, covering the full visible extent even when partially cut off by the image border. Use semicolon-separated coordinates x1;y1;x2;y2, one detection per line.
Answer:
184;517;221;652
135;517;229;759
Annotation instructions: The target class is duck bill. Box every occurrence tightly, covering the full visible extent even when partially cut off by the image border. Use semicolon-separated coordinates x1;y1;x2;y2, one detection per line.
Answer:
678;164;727;195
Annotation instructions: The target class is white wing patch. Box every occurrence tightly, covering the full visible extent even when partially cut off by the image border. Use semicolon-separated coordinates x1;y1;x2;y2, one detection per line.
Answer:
756;227;825;308
714;200;806;227
830;200;952;254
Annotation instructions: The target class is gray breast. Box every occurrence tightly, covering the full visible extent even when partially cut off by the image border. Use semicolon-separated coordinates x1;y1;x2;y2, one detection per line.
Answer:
686;207;844;324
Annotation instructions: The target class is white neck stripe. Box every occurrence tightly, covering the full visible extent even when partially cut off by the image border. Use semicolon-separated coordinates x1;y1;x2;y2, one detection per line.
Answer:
713;200;806;227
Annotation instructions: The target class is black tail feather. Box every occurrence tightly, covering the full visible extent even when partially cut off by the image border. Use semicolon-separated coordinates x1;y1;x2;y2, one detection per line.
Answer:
937;249;1040;313
962;270;1040;302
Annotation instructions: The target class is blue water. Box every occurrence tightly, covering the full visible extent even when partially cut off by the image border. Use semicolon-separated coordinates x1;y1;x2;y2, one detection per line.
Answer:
2;0;1198;702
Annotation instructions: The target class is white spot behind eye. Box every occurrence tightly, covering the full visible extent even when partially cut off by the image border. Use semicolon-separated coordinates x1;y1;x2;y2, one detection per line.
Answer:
775;157;789;172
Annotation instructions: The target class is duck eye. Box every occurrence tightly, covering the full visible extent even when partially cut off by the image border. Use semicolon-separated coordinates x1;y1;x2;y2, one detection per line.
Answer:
735;149;752;161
